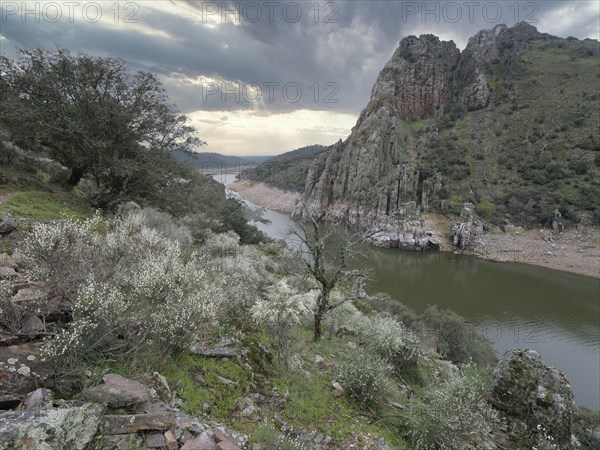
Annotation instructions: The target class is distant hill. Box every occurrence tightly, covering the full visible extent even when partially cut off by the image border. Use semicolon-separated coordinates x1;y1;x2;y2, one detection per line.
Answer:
241;144;328;192
173;151;272;170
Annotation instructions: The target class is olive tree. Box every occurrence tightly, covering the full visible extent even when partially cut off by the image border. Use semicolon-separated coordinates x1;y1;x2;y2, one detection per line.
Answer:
0;49;202;187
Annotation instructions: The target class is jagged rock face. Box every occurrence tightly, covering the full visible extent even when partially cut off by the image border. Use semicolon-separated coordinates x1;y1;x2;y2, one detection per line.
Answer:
302;23;544;239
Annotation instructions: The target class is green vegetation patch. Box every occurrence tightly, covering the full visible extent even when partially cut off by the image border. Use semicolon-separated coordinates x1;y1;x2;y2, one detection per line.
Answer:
0;189;91;220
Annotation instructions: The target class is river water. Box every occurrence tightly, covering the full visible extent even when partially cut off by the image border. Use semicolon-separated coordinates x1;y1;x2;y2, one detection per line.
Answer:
214;173;600;410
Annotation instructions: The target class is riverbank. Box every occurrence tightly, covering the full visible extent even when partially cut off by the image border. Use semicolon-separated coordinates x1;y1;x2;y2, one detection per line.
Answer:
230;180;600;278
228;179;301;214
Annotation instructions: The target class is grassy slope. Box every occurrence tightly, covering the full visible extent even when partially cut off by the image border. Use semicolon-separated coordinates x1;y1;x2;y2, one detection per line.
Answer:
0;166;92;220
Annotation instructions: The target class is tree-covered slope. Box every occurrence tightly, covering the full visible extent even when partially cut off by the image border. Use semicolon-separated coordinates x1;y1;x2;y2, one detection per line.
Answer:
241;144;327;192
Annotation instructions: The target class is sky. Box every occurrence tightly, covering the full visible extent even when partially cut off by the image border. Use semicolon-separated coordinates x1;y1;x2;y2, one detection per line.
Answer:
1;1;599;156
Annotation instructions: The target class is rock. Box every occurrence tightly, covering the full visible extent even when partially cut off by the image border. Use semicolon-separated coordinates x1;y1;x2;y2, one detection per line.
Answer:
0;267;17;278
85;373;151;408
0;215;16;235
314;354;324;364
189;337;248;358
0;343;55;396
491;349;575;448
20;314;45;334
181;432;216;450
164;430;179;450
332;382;344;397
0;402;104;450
0;254;17;268
13;286;46;303
100;412;176;434
145;433;167;448
22;388;53;411
216;375;236;385
216;441;241;450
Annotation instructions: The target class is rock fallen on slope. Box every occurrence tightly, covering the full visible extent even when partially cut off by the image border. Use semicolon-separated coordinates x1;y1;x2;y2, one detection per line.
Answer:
85;373;152;408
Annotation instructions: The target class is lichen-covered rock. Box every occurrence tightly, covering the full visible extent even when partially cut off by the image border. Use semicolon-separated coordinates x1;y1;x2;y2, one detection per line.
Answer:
491;349;575;448
0;343;55;396
0;402;104;450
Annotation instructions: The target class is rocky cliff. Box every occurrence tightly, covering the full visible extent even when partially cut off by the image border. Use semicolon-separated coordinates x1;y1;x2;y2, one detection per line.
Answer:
300;23;599;248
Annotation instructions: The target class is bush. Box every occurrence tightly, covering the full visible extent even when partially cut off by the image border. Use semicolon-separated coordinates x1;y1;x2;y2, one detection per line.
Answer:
337;347;391;408
403;364;497;449
569;159;590;175
419;306;495;365
475;199;496;220
344;311;421;374
24;213;222;364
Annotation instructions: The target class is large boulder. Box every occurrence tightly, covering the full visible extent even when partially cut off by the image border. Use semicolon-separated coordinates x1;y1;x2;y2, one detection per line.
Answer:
0;402;104;450
491;349;575;448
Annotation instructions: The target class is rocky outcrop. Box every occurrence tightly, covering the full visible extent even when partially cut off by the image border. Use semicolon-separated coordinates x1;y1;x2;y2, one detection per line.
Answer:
0;402;105;450
491;349;576;448
301;23;546;240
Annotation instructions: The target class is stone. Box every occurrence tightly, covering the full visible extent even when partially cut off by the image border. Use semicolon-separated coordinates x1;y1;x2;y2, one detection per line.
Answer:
0;403;104;450
164;430;179;450
22;388;54;411
189;336;247;358
491;349;575;448
85;373;151;408
216;375;236;385
13;286;46;302
145;433;167;448
100;412;176;434
0;266;17;278
216;441;241;450
332;382;344;397
0;215;16;235
181;432;216;450
0;343;55;396
0;253;17;268
314;354;324;364
20;314;45;334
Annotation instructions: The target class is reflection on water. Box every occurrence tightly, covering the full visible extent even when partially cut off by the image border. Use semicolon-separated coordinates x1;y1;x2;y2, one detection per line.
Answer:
213;173;600;410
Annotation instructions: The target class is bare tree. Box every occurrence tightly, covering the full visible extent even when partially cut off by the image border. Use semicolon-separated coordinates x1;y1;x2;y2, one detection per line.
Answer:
292;207;367;340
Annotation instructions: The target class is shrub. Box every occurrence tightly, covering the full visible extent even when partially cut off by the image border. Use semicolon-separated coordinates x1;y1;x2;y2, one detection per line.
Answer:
419;306;495;365
337;347;391;408
23;213;222;364
251;280;316;365
344;311;421;374
403;364;497;449
475;199;496;220
568;159;590;175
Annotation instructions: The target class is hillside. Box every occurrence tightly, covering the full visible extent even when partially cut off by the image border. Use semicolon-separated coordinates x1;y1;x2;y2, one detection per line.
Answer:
301;23;599;232
241;144;328;192
173;150;271;171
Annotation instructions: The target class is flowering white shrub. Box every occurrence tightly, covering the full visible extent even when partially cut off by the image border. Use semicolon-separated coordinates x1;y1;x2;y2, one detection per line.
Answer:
337;347;391;408
24;213;221;361
251;279;316;365
337;307;421;374
204;231;240;257
404;364;498;449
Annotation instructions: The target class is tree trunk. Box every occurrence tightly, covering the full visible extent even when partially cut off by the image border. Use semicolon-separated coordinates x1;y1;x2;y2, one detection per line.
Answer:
313;310;323;341
313;289;329;341
66;166;85;188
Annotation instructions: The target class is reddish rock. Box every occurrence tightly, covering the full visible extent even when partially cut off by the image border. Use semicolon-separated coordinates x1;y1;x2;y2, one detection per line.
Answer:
181;432;215;450
0;343;55;395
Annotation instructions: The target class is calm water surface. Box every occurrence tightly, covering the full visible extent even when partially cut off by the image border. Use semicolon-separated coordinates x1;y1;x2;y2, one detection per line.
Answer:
215;173;600;409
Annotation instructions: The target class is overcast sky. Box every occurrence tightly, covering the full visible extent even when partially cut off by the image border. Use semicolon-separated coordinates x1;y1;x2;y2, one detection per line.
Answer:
1;1;598;155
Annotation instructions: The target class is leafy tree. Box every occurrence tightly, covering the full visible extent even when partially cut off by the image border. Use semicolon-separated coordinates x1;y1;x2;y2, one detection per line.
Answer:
0;49;202;187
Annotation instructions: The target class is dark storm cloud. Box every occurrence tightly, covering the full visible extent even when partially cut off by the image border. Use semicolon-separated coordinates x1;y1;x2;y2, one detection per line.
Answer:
1;1;598;115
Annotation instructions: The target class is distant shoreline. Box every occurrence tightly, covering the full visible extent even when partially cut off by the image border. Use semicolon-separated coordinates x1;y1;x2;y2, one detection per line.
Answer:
230;180;600;279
